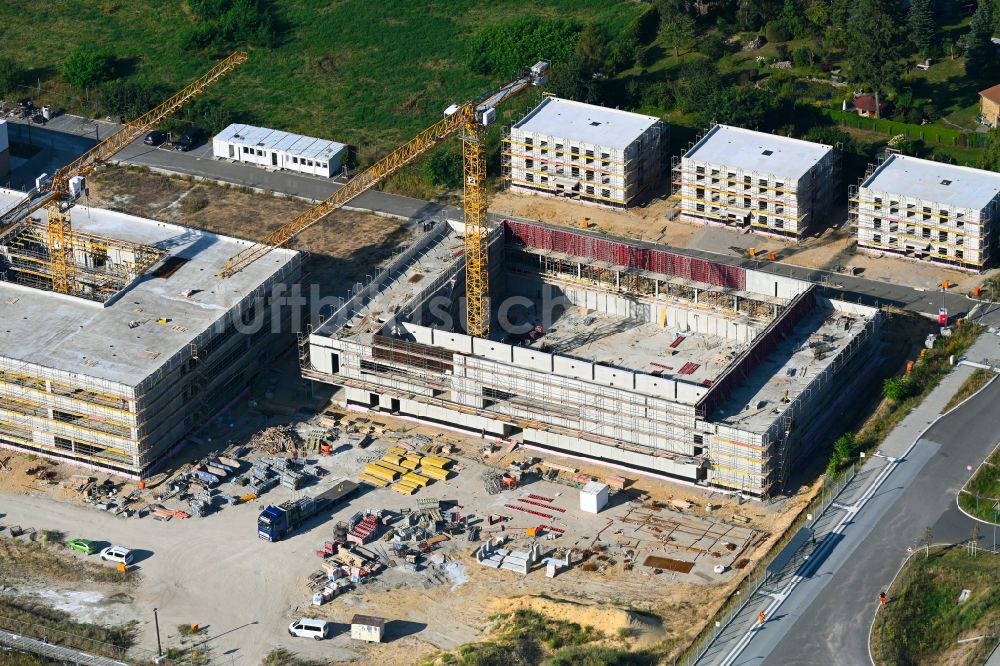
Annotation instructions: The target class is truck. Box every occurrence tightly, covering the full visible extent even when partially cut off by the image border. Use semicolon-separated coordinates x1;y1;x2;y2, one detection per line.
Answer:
257;480;358;542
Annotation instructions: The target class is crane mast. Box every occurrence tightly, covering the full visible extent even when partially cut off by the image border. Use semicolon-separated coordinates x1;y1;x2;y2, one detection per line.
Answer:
219;60;550;339
0;51;248;295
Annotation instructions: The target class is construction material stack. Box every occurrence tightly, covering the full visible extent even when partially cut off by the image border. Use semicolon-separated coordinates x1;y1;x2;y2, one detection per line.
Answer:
358;447;454;494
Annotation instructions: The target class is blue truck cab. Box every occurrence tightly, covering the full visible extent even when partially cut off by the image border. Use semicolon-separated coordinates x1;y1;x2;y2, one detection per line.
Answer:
258;480;358;542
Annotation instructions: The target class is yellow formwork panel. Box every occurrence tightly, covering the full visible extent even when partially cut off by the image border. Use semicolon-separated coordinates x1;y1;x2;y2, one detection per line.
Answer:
359;473;390;488
391;482;418;495
421;466;450;481
363;463;398;481
400;458;420;470
377;459;408;474
402;472;429;487
421;456;452;469
382;453;403;466
387;445;409;456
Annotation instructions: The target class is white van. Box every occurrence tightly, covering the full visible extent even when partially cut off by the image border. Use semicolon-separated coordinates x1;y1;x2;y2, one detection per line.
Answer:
288;618;331;640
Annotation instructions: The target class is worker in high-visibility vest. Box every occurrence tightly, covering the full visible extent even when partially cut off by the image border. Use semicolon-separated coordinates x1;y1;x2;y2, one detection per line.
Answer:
880;591;887;606
758;610;765;626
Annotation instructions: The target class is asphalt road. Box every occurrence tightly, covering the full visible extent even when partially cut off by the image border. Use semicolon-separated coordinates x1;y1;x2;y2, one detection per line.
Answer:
747;374;1000;666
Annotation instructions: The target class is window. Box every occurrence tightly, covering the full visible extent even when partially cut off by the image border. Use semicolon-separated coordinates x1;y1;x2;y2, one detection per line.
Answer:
292;156;299;164
758;178;767;186
956;249;964;259
938;230;947;242
571;166;579;177
696;203;705;212
525;172;533;182
696;188;705;200
695;166;705;175
775;182;784;190
586;185;594;194
242;146;250;154
873;218;882;229
759;215;768;224
758;200;767;211
744;176;752;184
601;189;610;198
774;219;784;228
541;176;548;183
743;197;751;207
256;149;263;156
873;234;881;244
525;158;534;169
601;152;609;159
922;228;931;238
586;170;594;180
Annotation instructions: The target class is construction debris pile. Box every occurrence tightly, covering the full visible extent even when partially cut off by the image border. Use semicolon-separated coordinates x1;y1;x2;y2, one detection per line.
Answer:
248;426;300;454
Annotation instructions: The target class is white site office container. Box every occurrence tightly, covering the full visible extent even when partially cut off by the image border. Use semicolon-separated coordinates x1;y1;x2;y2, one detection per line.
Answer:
213;123;347;178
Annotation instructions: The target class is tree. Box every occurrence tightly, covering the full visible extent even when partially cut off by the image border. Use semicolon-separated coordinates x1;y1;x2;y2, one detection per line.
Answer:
0;55;24;97
659;14;696;57
965;1;997;76
671;60;724;115
847;0;905;118
705;85;779;128
424;148;463;189
547;55;599;104
907;0;937;56
575;22;610;75
982;128;1000;173
62;47;112;90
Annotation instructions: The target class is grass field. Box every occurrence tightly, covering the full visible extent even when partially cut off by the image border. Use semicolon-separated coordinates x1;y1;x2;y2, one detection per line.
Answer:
872;546;1000;666
0;1;639;151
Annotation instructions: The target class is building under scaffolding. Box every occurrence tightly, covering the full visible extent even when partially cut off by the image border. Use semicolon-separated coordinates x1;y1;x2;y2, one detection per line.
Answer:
0;188;301;476
672;124;840;239
304;218;881;498
852;153;1000;271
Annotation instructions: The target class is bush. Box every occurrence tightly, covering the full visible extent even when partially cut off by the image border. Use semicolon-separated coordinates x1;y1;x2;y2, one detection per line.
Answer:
62;47;112;90
0;55;25;97
180;0;276;51
883;376;910;401
698;34;729;59
765;21;790;43
468;17;580;78
424;148;463;189
102;80;159;121
792;46;813;68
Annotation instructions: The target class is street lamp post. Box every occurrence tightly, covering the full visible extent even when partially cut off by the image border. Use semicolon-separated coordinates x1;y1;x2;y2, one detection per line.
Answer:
154;607;162;657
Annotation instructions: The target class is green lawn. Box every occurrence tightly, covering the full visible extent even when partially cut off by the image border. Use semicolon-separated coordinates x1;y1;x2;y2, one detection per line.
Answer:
0;1;640;151
872;546;1000;666
960;445;1000;524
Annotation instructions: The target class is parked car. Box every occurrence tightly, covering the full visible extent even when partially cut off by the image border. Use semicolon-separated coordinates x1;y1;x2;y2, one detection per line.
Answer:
173;127;201;151
99;546;134;565
288;618;331;641
67;538;97;555
144;130;170;146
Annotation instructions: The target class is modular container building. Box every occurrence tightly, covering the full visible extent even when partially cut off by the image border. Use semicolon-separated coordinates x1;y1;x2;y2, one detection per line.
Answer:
503;97;666;209
213;123;347;178
852;153;1000;271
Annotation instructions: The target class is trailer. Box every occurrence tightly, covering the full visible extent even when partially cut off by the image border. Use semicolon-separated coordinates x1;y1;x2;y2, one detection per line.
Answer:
257;480;358;542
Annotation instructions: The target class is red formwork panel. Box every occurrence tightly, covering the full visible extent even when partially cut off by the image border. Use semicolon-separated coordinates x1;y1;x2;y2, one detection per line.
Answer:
504;220;745;290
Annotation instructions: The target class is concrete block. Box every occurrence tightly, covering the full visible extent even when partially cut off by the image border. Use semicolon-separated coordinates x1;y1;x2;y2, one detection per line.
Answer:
406;324;434;345
472;338;513;363
594;364;635;389
511;346;553;371
433;331;473;354
635;374;676;399
553;355;593;380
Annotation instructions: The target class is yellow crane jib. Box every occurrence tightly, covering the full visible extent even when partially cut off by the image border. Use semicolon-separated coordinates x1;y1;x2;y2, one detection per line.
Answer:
0;51;248;295
218;60;550;341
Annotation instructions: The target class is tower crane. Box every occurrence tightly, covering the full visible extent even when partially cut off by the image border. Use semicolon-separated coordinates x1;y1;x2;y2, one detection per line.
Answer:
0;51;248;295
219;60;550;338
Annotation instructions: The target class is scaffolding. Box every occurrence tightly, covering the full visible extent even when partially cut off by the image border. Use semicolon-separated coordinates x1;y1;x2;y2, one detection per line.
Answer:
0;221;164;303
852;152;993;271
502;101;666;209
671;124;840;240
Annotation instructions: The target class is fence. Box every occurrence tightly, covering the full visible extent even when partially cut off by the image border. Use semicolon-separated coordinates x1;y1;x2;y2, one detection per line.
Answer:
0;613;170;665
678;463;858;666
820;108;987;148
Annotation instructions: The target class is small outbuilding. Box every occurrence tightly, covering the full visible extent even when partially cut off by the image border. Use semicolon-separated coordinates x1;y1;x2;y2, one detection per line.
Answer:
579;481;609;514
212;123;347;178
980;83;1000;128
351;614;385;643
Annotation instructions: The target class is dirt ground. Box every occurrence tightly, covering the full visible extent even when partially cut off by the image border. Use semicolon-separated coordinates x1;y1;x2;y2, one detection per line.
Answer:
0;380;818;666
491;191;993;293
86;166;412;290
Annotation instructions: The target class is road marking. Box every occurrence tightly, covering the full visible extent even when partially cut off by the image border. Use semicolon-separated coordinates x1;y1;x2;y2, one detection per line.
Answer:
717;456;901;666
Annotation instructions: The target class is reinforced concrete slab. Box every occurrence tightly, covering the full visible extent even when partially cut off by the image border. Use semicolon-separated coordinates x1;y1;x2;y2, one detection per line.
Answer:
0;188;299;387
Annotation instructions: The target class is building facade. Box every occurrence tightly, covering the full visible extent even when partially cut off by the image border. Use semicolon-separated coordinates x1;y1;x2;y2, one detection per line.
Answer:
980;84;1000;128
673;125;840;239
0;190;301;476
853;154;1000;271
213;124;347;178
503;97;665;209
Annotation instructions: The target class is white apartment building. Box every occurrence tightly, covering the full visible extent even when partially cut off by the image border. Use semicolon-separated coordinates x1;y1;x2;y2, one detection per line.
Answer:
503;97;665;209
673;125;839;239
853;154;1000;271
213;124;347;178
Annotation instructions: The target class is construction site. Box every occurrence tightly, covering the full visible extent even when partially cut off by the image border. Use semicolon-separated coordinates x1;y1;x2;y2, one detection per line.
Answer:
305;216;881;499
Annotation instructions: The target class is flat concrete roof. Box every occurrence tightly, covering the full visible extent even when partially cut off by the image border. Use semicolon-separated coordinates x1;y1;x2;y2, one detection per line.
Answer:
684;125;832;180
860;154;1000;211
214;123;346;161
0;188;299;387
512;97;660;150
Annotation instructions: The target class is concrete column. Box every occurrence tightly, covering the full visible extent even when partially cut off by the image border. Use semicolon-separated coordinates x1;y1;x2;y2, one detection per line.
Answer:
694;289;699;305
615;271;620;289
577;263;582;278
654;280;659;297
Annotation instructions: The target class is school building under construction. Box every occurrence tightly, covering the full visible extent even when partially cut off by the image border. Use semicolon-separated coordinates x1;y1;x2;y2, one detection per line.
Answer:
304;217;880;499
